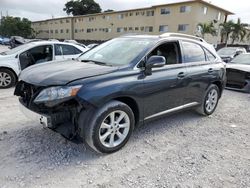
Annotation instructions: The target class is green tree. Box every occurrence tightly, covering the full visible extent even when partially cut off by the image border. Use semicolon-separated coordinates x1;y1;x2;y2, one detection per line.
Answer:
0;16;34;38
231;18;247;44
197;21;216;39
63;0;102;16
219;20;234;46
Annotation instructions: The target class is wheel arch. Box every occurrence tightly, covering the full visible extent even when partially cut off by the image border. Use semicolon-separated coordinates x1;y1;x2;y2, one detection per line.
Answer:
112;96;140;127
212;81;223;98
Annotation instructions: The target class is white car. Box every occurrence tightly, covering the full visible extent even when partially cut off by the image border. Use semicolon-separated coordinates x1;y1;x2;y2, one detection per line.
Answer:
0;41;89;88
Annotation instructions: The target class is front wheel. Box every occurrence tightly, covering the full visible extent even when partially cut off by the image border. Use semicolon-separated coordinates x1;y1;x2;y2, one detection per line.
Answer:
79;100;135;153
196;84;220;116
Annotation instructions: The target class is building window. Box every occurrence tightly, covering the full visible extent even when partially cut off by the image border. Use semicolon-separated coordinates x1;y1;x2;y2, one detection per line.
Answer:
140;26;144;31
129;12;133;16
50;30;53;34
129;27;133;31
145;26;153;32
55;30;58;34
180;6;191;13
124;27;127;32
60;20;64;24
89;17;95;22
66;29;69;33
146;10;154;16
87;28;92;33
136;12;140;16
118;14;124;19
141;11;145;16
203;7;208;15
178;24;189;32
217;12;221;20
135;27;139;31
159;25;168;32
60;29;63;33
117;27;124;33
161;8;170;15
66;19;70;23
75;29;78;33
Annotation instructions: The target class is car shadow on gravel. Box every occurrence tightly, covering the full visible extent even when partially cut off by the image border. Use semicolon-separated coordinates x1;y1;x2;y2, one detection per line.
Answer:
1;110;204;172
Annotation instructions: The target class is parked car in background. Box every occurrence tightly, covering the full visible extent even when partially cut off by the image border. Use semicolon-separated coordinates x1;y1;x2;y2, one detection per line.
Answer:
0;41;88;88
87;43;99;49
217;47;246;63
15;33;226;153
226;53;250;92
0;37;10;45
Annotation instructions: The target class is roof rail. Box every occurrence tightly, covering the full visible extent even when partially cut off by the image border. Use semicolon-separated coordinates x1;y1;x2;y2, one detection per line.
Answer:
160;32;206;42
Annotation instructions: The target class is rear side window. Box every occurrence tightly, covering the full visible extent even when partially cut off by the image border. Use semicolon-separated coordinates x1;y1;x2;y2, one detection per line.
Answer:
182;41;206;63
203;48;216;61
55;44;82;55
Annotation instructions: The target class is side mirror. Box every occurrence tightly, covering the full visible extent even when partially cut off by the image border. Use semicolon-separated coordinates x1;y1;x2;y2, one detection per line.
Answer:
145;56;166;75
235;51;241;57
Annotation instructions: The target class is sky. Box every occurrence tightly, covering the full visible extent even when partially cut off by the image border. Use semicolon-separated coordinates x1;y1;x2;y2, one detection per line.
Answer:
0;0;250;23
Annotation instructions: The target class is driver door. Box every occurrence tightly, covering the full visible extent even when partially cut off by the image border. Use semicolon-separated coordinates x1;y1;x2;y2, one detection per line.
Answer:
142;41;188;119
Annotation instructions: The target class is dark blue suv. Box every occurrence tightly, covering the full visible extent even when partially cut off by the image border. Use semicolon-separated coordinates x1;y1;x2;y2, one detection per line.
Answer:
15;33;226;153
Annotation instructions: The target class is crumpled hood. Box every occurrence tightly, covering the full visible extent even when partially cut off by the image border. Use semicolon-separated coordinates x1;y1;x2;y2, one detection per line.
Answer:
226;63;250;72
20;60;118;86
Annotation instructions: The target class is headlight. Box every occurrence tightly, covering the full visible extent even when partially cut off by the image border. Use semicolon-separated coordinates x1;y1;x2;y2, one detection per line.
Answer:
34;85;82;103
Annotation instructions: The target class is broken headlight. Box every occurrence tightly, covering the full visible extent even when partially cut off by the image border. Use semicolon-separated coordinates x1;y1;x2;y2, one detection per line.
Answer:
34;85;82;103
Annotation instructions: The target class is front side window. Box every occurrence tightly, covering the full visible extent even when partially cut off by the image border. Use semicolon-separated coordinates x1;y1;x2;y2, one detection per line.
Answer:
182;41;206;63
147;42;180;65
78;38;157;66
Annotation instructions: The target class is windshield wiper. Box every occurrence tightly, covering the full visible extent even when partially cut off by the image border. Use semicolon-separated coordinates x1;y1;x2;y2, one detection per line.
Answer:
81;59;112;66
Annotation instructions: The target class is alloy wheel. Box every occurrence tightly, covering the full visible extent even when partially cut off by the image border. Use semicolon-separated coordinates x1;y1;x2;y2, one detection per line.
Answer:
0;72;12;87
99;110;130;148
205;88;218;113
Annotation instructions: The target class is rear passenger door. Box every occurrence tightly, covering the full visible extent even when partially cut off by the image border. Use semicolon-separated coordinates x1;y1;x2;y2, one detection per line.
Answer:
180;40;217;104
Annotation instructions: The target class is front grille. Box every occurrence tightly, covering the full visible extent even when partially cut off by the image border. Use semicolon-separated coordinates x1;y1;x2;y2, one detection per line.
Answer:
14;81;43;107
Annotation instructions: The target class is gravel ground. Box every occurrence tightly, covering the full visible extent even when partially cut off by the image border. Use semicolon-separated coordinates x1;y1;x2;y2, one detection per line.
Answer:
0;45;250;188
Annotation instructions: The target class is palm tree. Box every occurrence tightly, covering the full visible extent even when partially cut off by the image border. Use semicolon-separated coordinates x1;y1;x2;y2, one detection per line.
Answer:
219;20;234;46
197;21;216;39
231;18;247;44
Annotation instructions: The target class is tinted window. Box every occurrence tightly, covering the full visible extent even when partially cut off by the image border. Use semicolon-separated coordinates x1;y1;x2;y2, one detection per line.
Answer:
182;41;206;63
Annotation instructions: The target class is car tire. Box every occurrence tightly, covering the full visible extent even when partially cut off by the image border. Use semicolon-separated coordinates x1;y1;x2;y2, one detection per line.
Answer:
0;68;16;89
79;100;135;154
196;84;220;116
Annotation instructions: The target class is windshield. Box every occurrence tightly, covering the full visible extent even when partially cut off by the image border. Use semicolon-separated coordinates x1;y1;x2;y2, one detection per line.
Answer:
0;43;35;56
231;54;250;65
78;37;156;66
217;48;237;56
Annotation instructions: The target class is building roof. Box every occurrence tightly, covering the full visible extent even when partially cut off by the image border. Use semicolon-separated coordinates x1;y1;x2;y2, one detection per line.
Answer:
32;0;234;23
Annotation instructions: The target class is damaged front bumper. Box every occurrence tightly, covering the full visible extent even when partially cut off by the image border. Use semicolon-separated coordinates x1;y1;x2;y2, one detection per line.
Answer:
19;98;51;127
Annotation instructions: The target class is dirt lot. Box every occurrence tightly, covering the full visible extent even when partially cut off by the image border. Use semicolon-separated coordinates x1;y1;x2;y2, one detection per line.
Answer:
0;45;250;188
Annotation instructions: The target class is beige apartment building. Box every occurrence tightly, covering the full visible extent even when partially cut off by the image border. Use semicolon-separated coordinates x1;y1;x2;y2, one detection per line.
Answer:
32;0;233;44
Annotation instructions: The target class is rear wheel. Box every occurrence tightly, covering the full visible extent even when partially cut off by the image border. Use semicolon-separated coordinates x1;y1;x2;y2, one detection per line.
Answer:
196;84;220;116
0;69;16;89
79;100;135;153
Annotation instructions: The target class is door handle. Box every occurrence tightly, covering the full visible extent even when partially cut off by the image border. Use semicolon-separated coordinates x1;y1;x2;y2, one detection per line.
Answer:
208;68;214;73
177;72;186;79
